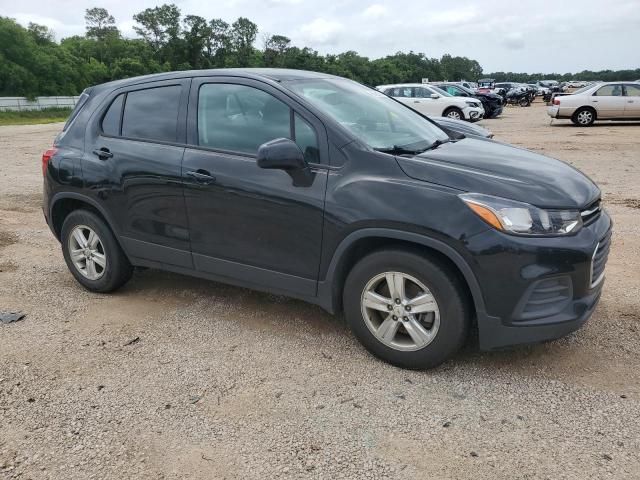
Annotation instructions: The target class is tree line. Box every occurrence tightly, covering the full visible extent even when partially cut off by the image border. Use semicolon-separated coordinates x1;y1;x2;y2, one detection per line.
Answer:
1;6;638;98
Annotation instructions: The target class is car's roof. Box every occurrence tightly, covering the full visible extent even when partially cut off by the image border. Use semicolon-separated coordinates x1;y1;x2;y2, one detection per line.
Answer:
91;68;340;92
377;83;435;89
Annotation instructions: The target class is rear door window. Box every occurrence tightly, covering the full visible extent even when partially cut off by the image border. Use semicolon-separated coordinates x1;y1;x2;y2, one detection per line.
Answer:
594;84;623;96
121;85;182;142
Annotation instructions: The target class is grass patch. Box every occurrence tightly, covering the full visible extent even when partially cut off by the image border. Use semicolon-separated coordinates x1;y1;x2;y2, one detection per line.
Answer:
0;108;72;126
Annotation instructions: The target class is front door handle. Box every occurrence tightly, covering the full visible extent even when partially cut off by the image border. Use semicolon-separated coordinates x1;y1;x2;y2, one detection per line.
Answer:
628;100;634;103
92;148;113;160
186;169;216;184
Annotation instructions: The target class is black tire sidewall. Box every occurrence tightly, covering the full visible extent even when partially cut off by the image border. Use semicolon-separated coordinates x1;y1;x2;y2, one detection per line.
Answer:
344;250;468;369
572;108;595;126
61;210;132;292
443;107;463;121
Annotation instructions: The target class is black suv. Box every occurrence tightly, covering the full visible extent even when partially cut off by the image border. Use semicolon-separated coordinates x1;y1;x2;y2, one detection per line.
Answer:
433;82;504;118
43;69;611;369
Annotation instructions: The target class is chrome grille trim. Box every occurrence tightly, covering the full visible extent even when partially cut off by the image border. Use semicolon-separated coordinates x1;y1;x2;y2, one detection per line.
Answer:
590;229;611;289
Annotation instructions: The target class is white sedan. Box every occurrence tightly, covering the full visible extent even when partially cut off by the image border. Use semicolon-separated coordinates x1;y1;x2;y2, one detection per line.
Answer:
547;81;640;126
377;83;485;122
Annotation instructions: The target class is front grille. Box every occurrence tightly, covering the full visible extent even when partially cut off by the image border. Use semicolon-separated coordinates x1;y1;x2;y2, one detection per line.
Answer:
591;229;611;288
515;276;573;321
581;198;601;225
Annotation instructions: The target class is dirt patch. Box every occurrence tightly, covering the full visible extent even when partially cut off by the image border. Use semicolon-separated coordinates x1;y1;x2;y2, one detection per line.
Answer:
0;261;18;273
0;230;17;248
0;192;42;213
608;197;640;209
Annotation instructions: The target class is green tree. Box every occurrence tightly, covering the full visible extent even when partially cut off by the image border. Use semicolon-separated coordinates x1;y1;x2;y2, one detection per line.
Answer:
229;17;258;66
85;7;119;40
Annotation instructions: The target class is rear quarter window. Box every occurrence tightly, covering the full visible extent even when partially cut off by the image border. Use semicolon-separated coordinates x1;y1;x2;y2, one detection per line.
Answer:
101;94;124;136
63;91;90;132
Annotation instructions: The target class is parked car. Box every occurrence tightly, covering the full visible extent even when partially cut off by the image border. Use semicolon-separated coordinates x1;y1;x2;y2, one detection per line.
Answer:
377;83;484;121
476;78;495;93
547;81;640;126
44;69;610;369
432;82;503;118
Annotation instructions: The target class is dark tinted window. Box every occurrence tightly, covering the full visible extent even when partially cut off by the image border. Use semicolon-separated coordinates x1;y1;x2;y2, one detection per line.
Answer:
121;85;181;142
198;84;291;154
294;114;319;164
63;90;90;132
101;94;124;136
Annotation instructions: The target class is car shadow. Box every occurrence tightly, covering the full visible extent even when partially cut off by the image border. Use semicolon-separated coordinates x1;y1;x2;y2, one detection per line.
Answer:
551;121;640;128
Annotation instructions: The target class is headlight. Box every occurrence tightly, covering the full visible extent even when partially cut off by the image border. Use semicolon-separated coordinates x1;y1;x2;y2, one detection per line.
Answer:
465;101;480;107
460;193;582;236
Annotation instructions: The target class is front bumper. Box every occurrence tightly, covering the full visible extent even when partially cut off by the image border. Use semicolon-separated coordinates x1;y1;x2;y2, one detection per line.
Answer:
489;104;504;118
463;106;485;122
466;210;612;350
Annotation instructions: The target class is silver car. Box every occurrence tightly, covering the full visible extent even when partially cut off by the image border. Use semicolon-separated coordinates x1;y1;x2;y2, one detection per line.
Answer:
547;81;640;126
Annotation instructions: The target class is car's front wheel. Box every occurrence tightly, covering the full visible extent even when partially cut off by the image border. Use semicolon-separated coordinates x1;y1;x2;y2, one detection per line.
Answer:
572;107;596;126
61;210;133;292
443;107;464;121
344;249;470;369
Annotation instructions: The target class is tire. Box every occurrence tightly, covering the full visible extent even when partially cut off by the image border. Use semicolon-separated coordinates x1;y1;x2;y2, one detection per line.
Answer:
571;107;596;126
443;107;464;121
61;209;133;293
343;249;470;369
518;97;530;107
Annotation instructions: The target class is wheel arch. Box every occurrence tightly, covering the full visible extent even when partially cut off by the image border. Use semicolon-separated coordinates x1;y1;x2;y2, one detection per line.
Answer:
574;105;597;118
442;105;463;117
50;193;122;245
317;228;486;319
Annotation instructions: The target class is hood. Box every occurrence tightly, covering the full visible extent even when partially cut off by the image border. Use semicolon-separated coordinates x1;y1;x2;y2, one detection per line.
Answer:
430;116;492;138
475;92;502;101
396;138;599;209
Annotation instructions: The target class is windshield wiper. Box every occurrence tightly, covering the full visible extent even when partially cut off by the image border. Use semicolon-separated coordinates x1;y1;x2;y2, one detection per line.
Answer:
374;145;429;155
375;138;452;156
425;138;451;151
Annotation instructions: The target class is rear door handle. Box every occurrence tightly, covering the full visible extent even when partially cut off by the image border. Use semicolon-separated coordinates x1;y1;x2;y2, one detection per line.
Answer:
92;148;113;159
186;169;216;184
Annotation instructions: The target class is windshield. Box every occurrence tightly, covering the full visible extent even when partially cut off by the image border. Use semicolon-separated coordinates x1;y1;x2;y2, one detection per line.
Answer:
454;84;475;95
430;85;452;97
284;78;449;151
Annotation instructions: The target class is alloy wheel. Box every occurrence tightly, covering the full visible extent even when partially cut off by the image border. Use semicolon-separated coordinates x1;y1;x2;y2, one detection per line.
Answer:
68;225;107;280
446;110;461;120
361;272;440;351
577;110;593;125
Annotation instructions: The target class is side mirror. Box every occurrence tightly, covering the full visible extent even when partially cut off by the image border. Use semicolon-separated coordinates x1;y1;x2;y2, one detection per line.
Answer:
257;138;315;187
430;93;440;99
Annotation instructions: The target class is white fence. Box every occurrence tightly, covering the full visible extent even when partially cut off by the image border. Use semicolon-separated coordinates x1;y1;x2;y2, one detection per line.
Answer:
0;96;80;112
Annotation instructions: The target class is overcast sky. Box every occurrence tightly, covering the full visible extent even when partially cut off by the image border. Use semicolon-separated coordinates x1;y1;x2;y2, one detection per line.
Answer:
4;0;640;73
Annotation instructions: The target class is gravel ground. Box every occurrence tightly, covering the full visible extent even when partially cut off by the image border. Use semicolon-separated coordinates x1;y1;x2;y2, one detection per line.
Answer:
1;102;639;479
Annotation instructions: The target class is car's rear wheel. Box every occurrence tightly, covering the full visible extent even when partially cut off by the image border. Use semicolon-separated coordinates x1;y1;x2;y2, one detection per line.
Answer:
572;107;596;126
61;210;133;292
443;107;463;121
343;249;470;369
